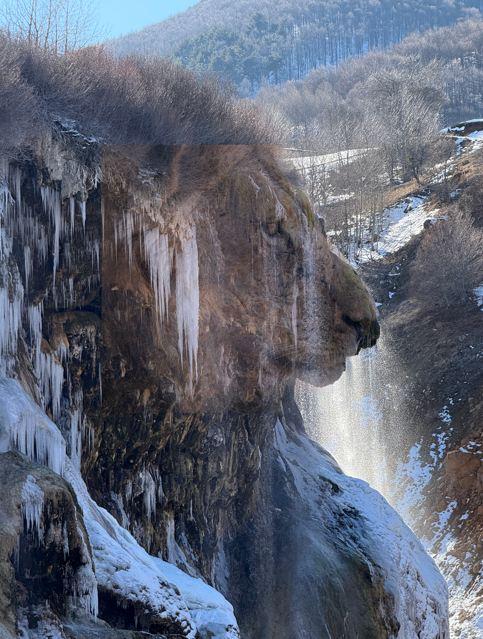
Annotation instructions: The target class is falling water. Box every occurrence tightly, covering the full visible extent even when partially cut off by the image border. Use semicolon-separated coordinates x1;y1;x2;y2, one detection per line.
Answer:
296;344;396;501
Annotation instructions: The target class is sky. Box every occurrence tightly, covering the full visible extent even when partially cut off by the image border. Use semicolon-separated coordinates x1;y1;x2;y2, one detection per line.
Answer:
96;1;196;39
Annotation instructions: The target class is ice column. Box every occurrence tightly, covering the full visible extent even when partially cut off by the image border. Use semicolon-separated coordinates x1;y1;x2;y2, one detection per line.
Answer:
175;227;200;390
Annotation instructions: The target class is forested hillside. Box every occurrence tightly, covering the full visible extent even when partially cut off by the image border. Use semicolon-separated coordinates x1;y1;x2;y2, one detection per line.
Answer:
109;0;483;92
257;18;483;152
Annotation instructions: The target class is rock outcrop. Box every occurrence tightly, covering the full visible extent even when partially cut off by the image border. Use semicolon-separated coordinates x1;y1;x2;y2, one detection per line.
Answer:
0;126;448;638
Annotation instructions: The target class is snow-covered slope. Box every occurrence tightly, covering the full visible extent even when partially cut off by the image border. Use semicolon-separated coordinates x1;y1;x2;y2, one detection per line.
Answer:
0;377;239;639
357;195;436;263
274;421;449;639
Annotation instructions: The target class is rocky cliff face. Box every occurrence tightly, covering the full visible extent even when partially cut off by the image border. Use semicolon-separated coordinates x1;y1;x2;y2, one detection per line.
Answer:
0;127;447;638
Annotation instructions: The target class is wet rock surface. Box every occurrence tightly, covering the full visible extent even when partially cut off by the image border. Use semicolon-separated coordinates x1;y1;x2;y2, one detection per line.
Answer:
0;130;447;638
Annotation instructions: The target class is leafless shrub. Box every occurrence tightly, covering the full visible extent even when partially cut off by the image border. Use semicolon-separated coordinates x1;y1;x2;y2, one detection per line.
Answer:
457;153;483;226
429;137;457;204
410;209;483;308
0;34;278;155
0;36;41;156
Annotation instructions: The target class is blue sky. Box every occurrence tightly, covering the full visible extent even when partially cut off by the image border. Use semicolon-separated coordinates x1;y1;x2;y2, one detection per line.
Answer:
97;1;196;39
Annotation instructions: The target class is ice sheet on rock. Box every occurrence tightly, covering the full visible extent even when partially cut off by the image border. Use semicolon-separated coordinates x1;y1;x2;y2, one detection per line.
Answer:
274;420;449;639
0;377;66;475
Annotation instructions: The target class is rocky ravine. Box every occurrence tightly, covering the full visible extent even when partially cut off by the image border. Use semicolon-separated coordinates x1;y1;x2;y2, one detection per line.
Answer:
359;129;483;638
0;129;448;638
305;122;482;638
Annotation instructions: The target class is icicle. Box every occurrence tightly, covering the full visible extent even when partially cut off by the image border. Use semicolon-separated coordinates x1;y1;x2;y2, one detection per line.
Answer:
78;200;87;230
98;362;102;404
56;338;69;365
291;279;299;351
23;245;31;294
64;242;71;270
69;196;75;236
21;475;44;541
28;302;43;373
69;542;99;619
175;227;200;391
39;350;64;421
62;521;70;557
143;227;172;323
41;186;63;295
0;275;23;361
12;165;21;208
90;238;100;275
126;211;134;268
69;390;83;469
141;469;157;520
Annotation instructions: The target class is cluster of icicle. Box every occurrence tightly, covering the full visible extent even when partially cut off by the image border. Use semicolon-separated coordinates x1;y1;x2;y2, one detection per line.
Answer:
0;165;24;374
0;160;99;619
0;162;100;472
21;475;44;541
114;207;200;393
0;158;238;635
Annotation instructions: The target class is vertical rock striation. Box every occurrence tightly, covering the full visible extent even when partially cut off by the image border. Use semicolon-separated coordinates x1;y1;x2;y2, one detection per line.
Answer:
0;128;448;638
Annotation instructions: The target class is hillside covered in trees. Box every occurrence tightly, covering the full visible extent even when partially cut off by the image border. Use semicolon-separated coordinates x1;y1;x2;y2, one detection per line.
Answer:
257;18;483;153
109;0;483;92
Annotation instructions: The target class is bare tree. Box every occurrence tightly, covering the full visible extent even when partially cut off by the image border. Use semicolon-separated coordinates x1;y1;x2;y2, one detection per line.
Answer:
363;59;445;184
1;0;97;52
410;210;483;308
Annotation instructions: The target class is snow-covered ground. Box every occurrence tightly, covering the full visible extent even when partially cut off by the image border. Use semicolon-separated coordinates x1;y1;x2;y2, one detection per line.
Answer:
288;147;369;172
356;195;436;264
397;431;483;639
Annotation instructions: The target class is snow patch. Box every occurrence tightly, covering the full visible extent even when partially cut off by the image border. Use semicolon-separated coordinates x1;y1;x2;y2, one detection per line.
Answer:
358;196;433;262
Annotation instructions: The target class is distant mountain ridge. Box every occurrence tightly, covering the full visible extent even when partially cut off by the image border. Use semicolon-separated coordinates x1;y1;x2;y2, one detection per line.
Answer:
108;0;483;91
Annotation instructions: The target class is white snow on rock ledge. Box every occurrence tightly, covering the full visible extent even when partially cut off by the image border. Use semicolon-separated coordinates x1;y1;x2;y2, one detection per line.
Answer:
274;420;449;639
0;377;239;639
66;461;239;639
